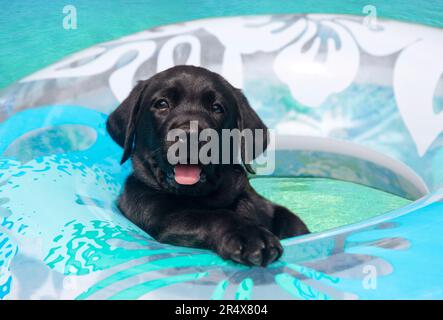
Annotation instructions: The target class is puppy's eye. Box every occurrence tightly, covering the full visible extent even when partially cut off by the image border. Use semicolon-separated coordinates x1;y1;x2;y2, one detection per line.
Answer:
154;99;169;110
210;103;224;114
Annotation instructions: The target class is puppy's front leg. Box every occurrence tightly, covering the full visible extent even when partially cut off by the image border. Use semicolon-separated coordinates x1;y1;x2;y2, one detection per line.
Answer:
272;204;310;238
152;209;283;267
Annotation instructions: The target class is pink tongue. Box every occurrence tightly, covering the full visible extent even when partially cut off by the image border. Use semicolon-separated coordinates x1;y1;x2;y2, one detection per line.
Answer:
174;165;201;185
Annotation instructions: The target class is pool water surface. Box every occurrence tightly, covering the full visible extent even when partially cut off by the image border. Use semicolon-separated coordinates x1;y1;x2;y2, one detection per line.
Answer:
251;177;412;232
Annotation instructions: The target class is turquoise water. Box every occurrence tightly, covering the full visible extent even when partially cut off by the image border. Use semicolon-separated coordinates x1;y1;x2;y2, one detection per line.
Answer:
1;0;443;89
251;177;412;233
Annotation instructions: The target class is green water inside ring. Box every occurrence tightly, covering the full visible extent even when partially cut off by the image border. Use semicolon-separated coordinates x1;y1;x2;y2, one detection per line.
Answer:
250;177;412;233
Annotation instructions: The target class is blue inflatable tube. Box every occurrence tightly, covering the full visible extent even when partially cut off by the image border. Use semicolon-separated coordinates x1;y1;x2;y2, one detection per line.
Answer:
0;14;442;299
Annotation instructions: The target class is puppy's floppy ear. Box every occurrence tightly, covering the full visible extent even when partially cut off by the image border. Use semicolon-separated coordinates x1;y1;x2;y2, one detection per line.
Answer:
234;89;269;174
106;81;148;164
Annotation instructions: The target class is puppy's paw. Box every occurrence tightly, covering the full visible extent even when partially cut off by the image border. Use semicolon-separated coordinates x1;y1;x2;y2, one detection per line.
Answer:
217;226;283;267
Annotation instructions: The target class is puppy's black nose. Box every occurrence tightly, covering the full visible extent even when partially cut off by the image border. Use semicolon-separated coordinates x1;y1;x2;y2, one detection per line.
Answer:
167;118;211;164
171;119;210;134
171;117;211;143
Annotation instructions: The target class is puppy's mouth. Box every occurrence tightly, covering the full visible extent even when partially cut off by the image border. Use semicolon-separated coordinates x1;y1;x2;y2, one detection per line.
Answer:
173;164;202;185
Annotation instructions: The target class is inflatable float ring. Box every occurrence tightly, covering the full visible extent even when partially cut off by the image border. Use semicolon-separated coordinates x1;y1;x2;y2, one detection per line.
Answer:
1;14;443;299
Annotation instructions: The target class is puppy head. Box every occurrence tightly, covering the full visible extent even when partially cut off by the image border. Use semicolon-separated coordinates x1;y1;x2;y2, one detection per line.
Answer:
107;65;268;195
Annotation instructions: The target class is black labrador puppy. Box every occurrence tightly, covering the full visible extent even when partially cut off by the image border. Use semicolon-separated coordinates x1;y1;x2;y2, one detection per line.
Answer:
107;65;309;267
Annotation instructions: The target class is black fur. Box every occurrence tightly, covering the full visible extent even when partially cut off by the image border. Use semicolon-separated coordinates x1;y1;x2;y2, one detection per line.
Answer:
107;66;309;267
